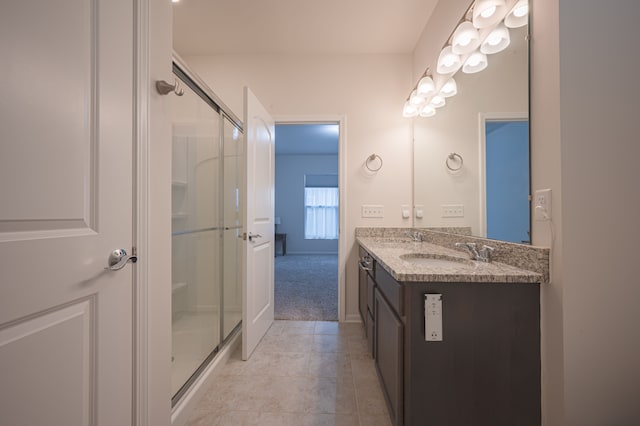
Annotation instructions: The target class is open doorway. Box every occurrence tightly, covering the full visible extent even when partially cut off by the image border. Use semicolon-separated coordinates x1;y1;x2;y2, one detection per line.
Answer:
274;122;340;321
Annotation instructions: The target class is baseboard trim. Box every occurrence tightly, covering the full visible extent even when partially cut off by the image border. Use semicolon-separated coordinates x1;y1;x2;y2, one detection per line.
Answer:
344;313;362;323
170;331;241;426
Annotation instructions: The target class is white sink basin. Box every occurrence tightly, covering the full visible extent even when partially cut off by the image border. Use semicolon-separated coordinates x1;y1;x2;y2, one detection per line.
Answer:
399;253;474;269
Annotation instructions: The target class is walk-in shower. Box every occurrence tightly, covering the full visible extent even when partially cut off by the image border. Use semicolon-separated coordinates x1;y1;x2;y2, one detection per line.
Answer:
170;58;243;404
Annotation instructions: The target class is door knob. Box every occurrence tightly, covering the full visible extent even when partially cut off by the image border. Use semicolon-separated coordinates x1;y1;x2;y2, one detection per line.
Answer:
248;233;262;242
105;248;138;271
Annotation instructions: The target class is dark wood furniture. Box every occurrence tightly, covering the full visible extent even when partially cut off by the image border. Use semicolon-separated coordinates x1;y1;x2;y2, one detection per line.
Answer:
274;233;286;256
359;246;541;426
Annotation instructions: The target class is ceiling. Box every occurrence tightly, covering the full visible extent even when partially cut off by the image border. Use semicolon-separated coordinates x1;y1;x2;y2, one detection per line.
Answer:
172;0;439;56
275;124;339;155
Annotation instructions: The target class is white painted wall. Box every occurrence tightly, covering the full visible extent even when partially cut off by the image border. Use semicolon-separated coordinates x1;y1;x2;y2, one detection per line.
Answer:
275;154;339;254
557;0;640;424
530;0;564;423
182;54;414;321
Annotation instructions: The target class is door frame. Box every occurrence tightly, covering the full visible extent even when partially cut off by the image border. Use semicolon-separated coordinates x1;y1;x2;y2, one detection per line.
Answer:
478;112;529;239
274;115;347;322
136;0;173;425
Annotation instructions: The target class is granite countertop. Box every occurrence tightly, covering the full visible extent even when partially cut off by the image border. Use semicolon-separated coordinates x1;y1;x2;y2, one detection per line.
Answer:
357;236;543;284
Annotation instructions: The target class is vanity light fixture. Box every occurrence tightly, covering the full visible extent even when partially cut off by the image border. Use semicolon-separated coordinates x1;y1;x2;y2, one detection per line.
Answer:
451;21;481;55
417;75;436;97
437;46;462;74
505;0;529;28
403;0;525;118
481;23;511;54
462;51;488;73
439;78;458;98
472;0;506;28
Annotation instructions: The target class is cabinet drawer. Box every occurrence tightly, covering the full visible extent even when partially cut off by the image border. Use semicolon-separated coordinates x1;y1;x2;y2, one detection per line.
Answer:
375;263;404;316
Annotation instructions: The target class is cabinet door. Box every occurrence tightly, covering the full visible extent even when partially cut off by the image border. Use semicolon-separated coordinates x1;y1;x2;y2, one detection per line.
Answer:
375;289;403;426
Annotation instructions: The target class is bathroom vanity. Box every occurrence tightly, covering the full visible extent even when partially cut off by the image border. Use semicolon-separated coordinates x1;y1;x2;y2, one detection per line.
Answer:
357;230;547;426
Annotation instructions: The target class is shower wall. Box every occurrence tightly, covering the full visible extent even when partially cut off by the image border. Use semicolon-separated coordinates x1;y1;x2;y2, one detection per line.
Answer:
170;66;243;400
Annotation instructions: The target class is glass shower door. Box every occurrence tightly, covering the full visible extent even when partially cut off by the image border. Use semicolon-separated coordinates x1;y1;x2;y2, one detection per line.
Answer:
222;116;243;339
171;80;222;398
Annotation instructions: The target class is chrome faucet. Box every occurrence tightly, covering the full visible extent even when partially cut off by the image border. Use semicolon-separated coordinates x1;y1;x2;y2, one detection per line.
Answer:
404;230;424;242
455;242;495;263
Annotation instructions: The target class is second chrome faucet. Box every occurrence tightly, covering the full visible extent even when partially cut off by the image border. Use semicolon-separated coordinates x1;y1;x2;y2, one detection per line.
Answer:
455;242;495;263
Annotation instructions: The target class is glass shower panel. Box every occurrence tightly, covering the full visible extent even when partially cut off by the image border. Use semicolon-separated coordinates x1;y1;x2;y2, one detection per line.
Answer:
222;117;243;339
171;82;221;397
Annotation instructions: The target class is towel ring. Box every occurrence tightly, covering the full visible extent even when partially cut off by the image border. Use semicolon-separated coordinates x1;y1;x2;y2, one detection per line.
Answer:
446;152;463;171
365;154;383;172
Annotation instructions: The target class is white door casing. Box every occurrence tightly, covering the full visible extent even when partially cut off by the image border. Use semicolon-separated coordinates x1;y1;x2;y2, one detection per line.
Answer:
242;87;275;360
0;1;135;425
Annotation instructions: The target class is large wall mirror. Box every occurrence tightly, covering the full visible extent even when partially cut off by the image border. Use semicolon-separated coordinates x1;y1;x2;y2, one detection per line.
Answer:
413;18;529;244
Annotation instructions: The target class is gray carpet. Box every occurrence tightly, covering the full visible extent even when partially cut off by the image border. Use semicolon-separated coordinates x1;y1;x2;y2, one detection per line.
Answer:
274;254;338;321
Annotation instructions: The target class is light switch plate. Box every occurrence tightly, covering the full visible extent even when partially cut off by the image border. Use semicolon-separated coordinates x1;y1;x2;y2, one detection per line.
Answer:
362;204;384;218
442;204;464;218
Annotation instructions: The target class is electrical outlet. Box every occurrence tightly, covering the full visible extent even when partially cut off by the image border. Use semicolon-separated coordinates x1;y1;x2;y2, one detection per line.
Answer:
442;204;464;218
425;294;443;342
362;204;384;218
534;189;552;221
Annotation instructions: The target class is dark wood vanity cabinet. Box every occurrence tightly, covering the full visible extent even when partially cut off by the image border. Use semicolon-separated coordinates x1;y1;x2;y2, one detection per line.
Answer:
358;246;375;357
367;254;541;426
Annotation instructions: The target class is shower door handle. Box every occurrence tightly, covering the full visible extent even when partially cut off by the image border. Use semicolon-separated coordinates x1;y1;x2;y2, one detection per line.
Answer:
248;233;262;242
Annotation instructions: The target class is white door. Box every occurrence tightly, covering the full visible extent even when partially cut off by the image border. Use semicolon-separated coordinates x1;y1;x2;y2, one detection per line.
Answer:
242;87;275;360
0;1;135;425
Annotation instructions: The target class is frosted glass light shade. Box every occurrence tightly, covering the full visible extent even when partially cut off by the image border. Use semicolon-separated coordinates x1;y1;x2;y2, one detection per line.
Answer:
430;95;446;108
481;23;511;54
452;21;480;55
403;101;419;118
440;78;457;98
419;104;436;117
462;51;488;73
505;0;529;28
472;0;506;28
409;90;426;106
416;76;436;97
437;46;461;74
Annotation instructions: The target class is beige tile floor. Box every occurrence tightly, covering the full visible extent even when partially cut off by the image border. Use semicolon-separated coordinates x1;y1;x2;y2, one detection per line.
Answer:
185;320;391;426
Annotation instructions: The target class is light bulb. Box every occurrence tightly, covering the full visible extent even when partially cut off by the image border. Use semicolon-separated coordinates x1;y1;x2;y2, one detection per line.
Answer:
514;4;529;17
481;5;496;18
